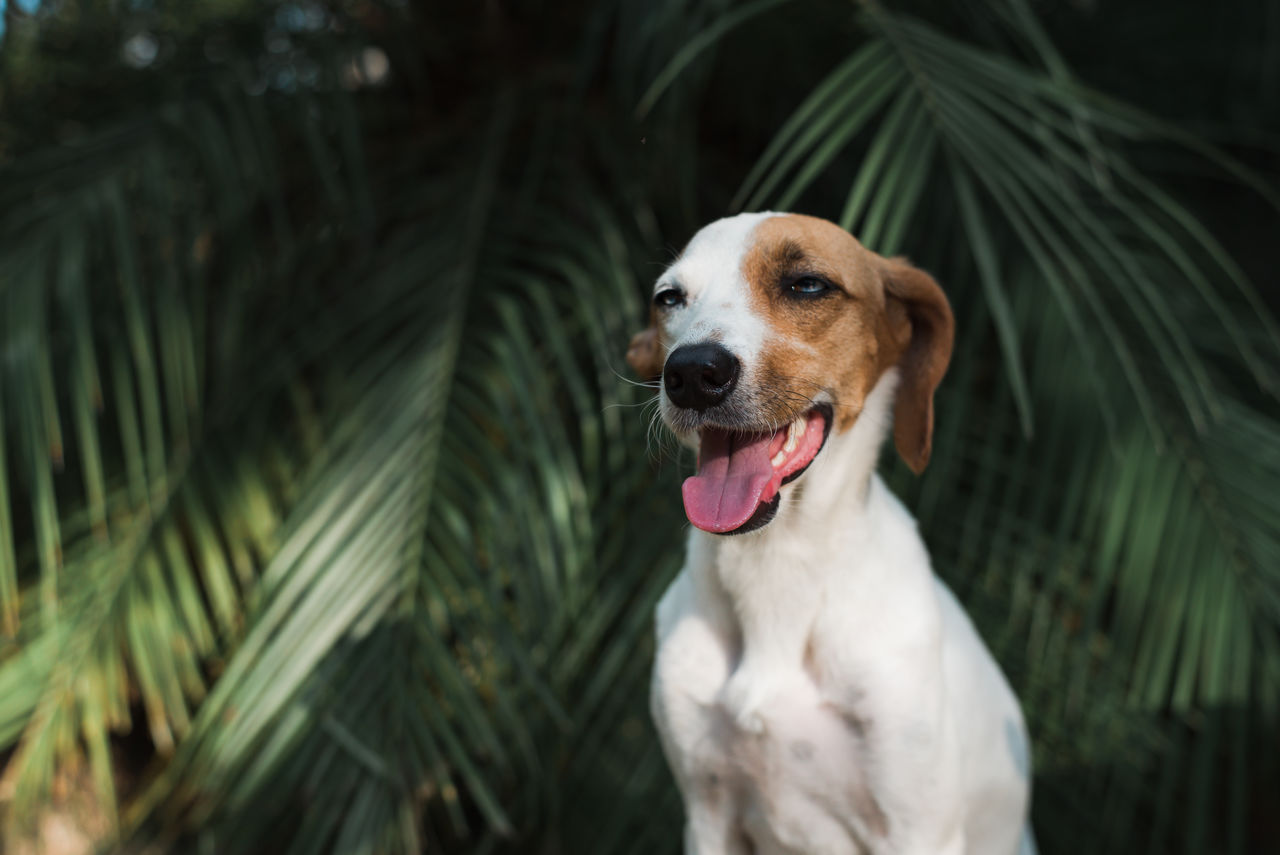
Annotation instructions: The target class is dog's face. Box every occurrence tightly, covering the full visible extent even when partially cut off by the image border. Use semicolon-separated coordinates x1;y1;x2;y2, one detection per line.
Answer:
627;212;954;535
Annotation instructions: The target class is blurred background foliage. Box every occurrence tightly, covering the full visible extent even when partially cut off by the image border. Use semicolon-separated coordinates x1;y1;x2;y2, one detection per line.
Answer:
0;0;1277;853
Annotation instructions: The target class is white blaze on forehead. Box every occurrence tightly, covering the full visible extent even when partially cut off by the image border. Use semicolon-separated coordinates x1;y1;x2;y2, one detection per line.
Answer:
655;211;780;367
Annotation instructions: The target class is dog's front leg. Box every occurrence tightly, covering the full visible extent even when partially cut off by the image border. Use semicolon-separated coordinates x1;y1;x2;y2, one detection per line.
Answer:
847;653;968;855
683;792;754;855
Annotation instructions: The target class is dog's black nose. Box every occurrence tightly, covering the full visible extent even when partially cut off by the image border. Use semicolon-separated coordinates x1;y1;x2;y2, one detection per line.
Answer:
664;343;740;410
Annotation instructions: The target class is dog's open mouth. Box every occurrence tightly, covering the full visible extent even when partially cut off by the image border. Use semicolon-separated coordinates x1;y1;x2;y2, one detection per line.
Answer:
682;404;832;535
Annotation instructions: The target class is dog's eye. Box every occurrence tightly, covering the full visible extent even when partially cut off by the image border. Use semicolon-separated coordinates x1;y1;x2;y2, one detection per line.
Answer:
789;276;832;295
654;288;686;308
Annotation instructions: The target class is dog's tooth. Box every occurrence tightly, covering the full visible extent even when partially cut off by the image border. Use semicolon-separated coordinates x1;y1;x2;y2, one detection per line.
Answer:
771;450;786;468
783;418;801;454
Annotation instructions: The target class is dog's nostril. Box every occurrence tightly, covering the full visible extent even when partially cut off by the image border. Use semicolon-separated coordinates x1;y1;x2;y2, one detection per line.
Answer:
701;362;733;388
663;343;740;411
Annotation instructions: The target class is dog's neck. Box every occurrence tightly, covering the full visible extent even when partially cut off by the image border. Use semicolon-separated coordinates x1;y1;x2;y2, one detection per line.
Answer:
783;367;899;527
685;370;902;671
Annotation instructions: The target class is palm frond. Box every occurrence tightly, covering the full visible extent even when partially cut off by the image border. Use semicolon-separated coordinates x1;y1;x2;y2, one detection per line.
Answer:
0;48;368;839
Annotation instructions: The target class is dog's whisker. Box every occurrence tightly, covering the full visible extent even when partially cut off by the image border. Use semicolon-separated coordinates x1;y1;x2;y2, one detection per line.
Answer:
608;366;662;390
603;400;660;412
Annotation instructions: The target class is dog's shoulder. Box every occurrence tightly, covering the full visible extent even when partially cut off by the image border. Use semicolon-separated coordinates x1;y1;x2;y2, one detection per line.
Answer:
654;567;692;642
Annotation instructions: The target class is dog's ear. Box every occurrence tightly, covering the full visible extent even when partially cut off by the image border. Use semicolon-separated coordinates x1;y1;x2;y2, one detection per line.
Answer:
881;257;954;474
626;317;664;381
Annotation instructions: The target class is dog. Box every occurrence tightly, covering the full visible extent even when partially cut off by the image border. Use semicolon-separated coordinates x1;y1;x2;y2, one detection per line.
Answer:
629;213;1033;855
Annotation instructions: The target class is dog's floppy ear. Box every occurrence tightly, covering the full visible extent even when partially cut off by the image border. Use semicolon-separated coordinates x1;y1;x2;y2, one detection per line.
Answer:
881;257;954;474
626;313;664;380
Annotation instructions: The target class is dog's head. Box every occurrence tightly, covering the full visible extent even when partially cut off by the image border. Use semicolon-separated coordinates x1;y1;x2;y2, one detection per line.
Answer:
628;212;953;535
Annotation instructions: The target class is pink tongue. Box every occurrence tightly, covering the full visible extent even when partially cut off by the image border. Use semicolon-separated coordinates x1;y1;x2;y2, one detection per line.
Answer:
682;428;783;533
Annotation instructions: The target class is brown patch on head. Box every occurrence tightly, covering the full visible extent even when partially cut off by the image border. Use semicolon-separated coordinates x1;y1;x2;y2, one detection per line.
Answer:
626;306;665;381
741;214;953;473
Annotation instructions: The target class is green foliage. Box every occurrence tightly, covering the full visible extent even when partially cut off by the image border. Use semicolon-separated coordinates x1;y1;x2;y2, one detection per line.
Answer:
0;1;1277;853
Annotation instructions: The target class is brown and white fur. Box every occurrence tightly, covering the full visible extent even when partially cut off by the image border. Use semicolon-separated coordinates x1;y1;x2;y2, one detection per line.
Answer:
629;213;1033;855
